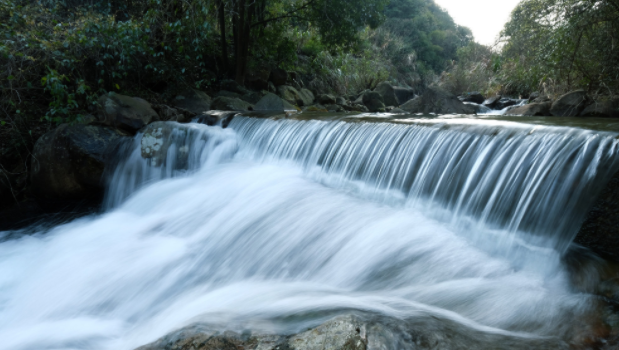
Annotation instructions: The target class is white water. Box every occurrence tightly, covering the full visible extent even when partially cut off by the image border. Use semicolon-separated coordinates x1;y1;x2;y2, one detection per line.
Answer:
1;116;618;349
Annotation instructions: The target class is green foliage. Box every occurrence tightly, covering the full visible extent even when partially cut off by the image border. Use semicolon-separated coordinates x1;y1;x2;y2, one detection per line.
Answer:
498;0;619;97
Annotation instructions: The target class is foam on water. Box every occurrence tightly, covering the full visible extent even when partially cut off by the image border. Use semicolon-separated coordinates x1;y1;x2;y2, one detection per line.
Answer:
0;117;617;349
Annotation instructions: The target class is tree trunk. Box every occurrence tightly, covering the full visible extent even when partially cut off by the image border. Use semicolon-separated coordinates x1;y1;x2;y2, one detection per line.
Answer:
234;0;247;85
217;0;229;75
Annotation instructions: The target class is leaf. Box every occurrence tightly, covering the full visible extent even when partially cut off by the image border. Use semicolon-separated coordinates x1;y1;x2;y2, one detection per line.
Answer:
7;75;14;80
115;84;120;90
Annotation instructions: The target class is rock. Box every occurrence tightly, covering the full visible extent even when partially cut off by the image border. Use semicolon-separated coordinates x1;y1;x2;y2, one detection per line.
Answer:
288;71;298;82
173;89;212;114
298;88;315;106
254;93;297;111
461;92;485;104
362;91;386;113
580;100;618;118
336;97;347;105
483;95;502;108
400;87;476;115
30;124;128;201
390;108;406;114
505;102;552;116
495;98;520;110
240;91;266;105
277;85;302;106
210;96;254;112
97;94;158;133
575;169;619;262
140;122;200;167
152;104;194;123
269;68;288;86
215;90;242;99
393;87;416;105
196;111;238;128
550;90;591;117
374;82;399;107
220;79;248;95
528;91;541;102
317;94;337;105
325;104;344;112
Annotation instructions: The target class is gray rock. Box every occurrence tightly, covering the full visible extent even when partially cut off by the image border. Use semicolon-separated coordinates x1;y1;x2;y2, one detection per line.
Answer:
550;90;591;117
97;94;158;133
505;102;552;116
30;124;129;200
325;104;344;112
298;88;315;106
461;92;485;104
210;97;254;112
374;81;399;107
302;104;328;112
152;104;194;123
362;91;385;113
269;68;288;86
336;97;347;105
400;87;475;115
495;98;520;110
390;108;406;114
215;90;242;99
196;111;238;128
393;86;416;105
255;93;297;111
268;81;276;93
240;91;267;105
482;95;502;108
580;99;618;118
528;91;541;102
317;94;337;105
173;89;212;114
277;85;302;106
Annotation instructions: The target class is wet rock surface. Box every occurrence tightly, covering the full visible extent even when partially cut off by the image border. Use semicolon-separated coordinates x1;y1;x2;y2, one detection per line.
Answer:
210;96;254;112
255;93;297;111
136;313;570;350
374;81;400;107
97;94;159;133
506;102;552;116
550;90;591;117
362;91;386;113
460;92;485;104
30;124;129;201
401;87;475;115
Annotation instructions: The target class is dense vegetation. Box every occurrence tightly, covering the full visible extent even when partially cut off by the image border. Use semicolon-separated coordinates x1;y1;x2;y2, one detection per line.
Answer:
441;0;619;99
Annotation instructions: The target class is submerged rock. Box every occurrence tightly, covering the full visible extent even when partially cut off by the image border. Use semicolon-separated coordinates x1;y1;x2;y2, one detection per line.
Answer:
550;90;591;117
30;124;129;201
173;89;212;114
506;102;552;116
97;94;158;133
401;87;475;115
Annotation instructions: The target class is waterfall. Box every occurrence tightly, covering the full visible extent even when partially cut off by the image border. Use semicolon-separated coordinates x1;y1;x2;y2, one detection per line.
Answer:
1;116;617;349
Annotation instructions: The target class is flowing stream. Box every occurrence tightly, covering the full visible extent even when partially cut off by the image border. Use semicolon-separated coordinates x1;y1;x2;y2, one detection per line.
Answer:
1;115;619;349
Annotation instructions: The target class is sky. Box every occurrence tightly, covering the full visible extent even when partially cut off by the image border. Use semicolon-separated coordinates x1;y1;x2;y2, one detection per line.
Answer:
433;0;523;46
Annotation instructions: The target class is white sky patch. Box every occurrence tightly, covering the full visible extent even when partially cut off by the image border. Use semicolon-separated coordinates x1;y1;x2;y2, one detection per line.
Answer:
433;0;523;46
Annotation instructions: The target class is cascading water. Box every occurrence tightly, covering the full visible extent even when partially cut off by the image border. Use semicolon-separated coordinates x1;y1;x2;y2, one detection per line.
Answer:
1;115;618;350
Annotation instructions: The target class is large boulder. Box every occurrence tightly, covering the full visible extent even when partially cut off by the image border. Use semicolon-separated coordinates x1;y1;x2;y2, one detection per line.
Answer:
505;102;552;116
269;68;288;86
362;91;386;113
393;86;416;105
317;94;336;105
461;92;485;104
374;81;399;107
173;89;212;114
30;124;129;201
210;96;254;112
277;85;302;106
575;170;619;262
482;95;502;109
151;104;194;123
580;99;618;118
240;91;266;104
400;87;475;115
495;98;520;110
298;88;315;106
97;94;158;133
254;93;297;111
550;90;591;117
